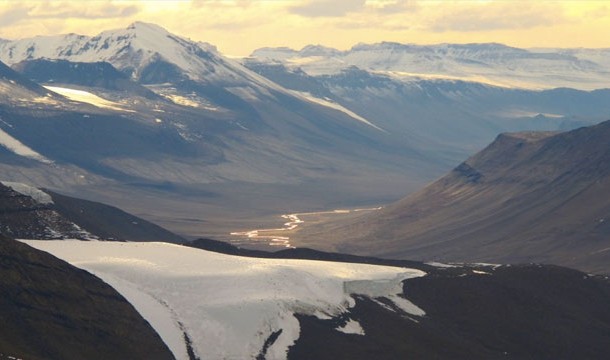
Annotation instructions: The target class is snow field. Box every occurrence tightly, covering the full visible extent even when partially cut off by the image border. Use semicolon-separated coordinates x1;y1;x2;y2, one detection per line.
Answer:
0;128;53;164
43;86;126;111
22;240;425;360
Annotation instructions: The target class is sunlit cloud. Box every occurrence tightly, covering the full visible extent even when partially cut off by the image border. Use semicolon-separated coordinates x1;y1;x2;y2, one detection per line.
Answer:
0;1;139;25
289;0;366;18
29;1;139;19
366;0;418;14
0;4;30;27
0;1;608;55
426;2;565;32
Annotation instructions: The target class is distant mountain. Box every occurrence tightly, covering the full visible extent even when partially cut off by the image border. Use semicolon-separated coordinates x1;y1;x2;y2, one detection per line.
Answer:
250;42;610;90
2;23;610;241
244;59;610;166
0;181;184;242
296;120;610;274
0;24;450;238
0;59;63;105
0;235;174;360
1;22;215;82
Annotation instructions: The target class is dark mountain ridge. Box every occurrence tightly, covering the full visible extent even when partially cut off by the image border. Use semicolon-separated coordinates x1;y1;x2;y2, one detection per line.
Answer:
12;59;160;99
0;182;184;242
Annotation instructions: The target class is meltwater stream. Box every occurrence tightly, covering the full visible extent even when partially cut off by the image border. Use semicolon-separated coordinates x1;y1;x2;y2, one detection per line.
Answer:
230;207;382;248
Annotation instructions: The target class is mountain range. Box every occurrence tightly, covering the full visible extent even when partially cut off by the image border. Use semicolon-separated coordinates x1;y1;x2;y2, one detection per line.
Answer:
0;22;609;240
0;22;441;238
250;42;610;90
1;21;610;358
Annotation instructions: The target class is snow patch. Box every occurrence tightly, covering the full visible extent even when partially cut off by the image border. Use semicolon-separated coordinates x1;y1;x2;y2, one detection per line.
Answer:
472;270;492;275
386;295;426;316
21;240;425;360
44;86;126;111
0;128;53;164
164;94;200;108
1;182;54;204
345;275;426;316
336;319;365;336
290;90;384;131
425;261;458;268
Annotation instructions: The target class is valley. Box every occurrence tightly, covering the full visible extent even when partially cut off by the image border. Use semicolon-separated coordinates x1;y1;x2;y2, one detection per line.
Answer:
1;22;610;239
1;11;610;360
229;206;382;249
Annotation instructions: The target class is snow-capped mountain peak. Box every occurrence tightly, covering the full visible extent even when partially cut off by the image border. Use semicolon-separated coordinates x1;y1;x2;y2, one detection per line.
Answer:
126;21;169;34
0;22;236;84
72;21;221;81
250;41;610;89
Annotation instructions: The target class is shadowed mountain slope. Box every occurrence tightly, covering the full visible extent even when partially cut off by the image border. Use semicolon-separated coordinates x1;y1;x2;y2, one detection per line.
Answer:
12;59;160;99
0;235;174;360
0;182;184;242
296;120;610;274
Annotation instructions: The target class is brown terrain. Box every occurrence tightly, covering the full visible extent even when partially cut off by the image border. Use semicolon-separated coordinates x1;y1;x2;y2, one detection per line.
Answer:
292;120;610;274
0;235;174;360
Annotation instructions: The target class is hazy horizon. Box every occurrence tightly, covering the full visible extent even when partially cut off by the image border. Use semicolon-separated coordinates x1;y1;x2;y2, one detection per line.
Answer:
1;1;609;57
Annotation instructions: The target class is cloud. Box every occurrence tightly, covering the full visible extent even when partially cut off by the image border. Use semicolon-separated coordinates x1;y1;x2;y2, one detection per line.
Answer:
427;2;565;32
0;0;140;28
290;0;366;18
367;0;418;14
28;1;140;19
208;18;265;30
335;16;410;31
190;0;254;8
0;4;31;28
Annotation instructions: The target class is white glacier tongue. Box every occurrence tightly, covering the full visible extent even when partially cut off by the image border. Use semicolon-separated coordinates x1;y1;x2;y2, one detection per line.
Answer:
21;240;425;360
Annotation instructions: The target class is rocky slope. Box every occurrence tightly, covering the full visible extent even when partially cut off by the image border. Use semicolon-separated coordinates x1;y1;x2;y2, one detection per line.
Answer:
12;58;160;99
294;120;610;274
0;181;184;242
0;235;174;360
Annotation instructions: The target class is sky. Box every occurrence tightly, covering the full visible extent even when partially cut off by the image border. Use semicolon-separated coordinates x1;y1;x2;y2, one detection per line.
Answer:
0;0;609;56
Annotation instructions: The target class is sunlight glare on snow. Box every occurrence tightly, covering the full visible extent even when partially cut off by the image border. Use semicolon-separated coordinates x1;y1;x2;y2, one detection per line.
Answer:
44;86;127;111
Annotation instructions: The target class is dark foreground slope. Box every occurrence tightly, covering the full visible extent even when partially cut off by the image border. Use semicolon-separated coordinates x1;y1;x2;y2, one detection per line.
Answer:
47;190;185;242
294;120;610;274
191;239;610;359
0;235;174;360
0;182;184;242
291;265;610;360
